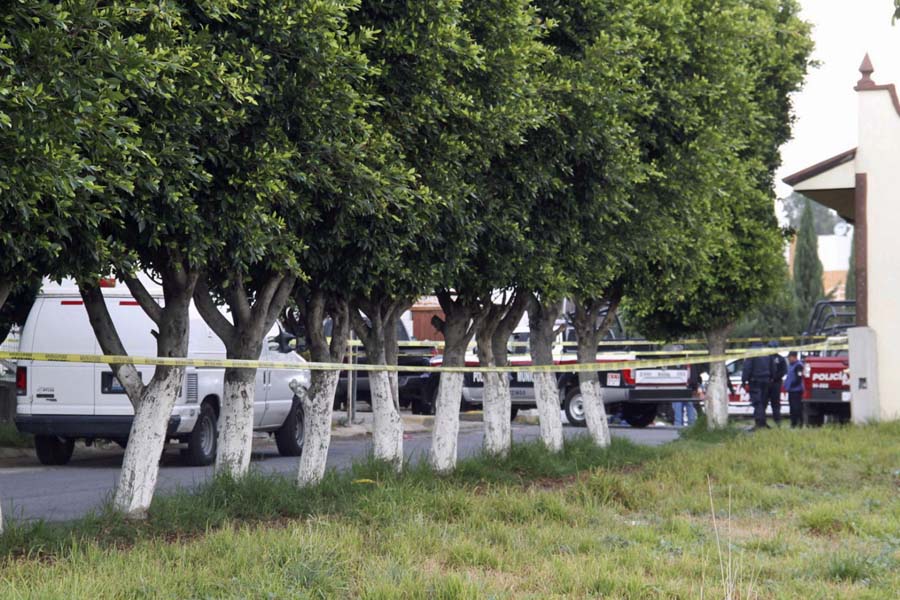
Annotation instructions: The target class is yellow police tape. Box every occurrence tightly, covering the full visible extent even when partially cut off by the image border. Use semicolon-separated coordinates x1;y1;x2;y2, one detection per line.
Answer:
358;335;827;350
0;339;847;375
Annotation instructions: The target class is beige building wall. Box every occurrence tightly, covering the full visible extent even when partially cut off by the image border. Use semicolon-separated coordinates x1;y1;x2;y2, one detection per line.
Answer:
856;85;900;420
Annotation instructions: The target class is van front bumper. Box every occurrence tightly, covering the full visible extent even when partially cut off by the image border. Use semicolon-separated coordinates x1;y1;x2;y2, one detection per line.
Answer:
15;415;183;440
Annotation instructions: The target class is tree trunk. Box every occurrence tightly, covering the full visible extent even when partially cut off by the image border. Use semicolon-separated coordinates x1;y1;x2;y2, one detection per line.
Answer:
216;366;256;476
429;292;476;473
430;343;465;473
296;293;349;487
705;326;731;430
351;303;403;470
114;368;185;515
297;369;339;486
81;271;195;518
193;274;295;479
573;299;611;448
477;323;509;458
529;295;564;452
384;304;407;413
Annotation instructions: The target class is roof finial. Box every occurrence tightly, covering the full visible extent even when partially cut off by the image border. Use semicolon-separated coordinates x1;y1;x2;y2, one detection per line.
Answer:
857;53;876;89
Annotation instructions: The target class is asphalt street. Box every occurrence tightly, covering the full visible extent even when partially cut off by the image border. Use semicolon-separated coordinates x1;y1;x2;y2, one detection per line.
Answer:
0;422;678;523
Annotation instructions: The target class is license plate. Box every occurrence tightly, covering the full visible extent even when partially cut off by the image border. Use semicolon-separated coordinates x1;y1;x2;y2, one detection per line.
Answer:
841;391;851;402
607;373;621;387
635;369;688;385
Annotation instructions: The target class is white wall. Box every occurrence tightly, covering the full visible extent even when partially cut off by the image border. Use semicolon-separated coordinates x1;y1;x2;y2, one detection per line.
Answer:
856;86;900;420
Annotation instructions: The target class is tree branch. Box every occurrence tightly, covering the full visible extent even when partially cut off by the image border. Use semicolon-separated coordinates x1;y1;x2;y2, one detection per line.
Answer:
193;277;236;347
227;278;252;329
252;273;284;325
79;283;145;403
0;280;12;311
121;274;163;326
263;275;296;334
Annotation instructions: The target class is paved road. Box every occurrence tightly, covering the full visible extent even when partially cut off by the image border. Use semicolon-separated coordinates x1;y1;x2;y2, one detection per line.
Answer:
0;423;678;523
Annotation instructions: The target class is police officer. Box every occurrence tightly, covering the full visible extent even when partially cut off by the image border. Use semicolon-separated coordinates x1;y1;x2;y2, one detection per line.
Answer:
742;341;772;430
785;351;805;427
768;340;787;426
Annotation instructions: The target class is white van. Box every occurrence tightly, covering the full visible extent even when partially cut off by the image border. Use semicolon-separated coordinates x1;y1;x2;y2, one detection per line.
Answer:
14;278;310;466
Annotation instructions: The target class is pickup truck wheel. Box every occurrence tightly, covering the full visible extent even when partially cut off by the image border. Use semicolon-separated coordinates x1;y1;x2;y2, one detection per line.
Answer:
34;435;75;466
563;388;587;427
184;403;217;466
275;398;305;457
622;403;657;428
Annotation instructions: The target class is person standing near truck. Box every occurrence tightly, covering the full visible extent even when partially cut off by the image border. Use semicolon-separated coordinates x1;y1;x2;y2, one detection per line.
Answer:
785;351;805;427
767;340;787;426
742;342;772;430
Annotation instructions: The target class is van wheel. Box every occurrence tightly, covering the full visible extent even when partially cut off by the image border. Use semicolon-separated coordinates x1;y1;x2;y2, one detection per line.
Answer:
563;388;587;427
275;398;305;457
184;403;217;466
34;435;75;466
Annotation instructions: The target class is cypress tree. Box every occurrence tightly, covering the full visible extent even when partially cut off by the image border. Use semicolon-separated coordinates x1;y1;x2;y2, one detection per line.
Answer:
793;198;825;317
846;229;856;300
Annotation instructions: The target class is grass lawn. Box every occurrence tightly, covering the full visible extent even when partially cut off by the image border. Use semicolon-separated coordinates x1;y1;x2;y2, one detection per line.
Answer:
1;422;898;599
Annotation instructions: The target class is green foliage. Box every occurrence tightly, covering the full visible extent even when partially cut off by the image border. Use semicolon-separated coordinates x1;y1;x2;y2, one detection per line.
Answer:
626;0;813;340
793;198;825;318
0;3;154;297
731;261;804;338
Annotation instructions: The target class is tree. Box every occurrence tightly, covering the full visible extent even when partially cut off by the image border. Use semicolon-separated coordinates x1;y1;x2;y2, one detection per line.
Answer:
188;0;386;478
0;3;141;311
782;192;845;236
344;0;547;472
71;2;263;516
793;198;825;318
731;261;804;339
628;0;812;430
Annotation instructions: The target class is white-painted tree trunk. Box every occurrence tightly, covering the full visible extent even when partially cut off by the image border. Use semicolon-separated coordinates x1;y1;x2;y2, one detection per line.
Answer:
113;368;184;517
580;376;611;448
706;361;729;429
297;369;339;487
369;370;403;469
215;375;255;477
706;327;730;430
429;371;463;473
534;371;564;452
482;372;512;458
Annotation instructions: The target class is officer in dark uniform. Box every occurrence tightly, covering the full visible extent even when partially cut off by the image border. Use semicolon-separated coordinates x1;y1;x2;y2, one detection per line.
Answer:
767;340;787;426
742;341;772;430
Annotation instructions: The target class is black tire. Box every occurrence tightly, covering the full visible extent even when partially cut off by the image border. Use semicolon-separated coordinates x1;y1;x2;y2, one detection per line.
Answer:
413;381;438;415
622;403;658;428
184;403;217;466
275;398;305;457
803;403;824;427
510;406;520;421
563;387;587;427
34;435;74;466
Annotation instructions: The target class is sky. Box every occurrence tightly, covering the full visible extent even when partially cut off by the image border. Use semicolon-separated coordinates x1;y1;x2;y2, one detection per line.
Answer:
776;0;900;199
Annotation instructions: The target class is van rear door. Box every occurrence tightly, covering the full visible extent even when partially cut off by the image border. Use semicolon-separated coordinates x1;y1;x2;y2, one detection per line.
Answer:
27;298;97;415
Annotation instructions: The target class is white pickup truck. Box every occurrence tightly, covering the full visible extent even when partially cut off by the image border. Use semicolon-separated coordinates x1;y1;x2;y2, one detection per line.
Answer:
14;279;310;466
